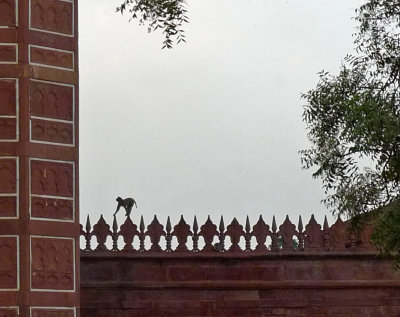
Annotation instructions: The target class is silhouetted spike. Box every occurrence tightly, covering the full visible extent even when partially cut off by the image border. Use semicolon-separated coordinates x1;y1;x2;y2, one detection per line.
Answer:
244;215;251;252
272;216;277;233
165;216;172;252
297;215;304;251
112;215;118;233
193;216;198;233
323;216;329;230
153;215;158;223
192;215;199;252
112;216;119;251
140;215;145;233
85;215;91;233
139;215;145;252
298;215;303;233
84;215;92;251
271;216;279;252
285;215;290;221
166;216;172;233
219;216;225;233
310;214;316;222
217;216;226;252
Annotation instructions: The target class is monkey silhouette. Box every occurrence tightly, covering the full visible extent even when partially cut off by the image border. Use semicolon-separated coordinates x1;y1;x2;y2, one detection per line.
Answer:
114;197;137;217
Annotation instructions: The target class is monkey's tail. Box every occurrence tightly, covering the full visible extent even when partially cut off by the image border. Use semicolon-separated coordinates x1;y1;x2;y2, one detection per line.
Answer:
134;201;138;208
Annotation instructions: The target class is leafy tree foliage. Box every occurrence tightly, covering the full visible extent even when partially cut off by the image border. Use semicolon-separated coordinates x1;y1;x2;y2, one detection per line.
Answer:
301;0;400;256
117;0;188;49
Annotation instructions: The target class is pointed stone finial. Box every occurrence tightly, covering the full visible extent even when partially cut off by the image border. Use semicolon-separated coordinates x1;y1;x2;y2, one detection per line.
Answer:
166;216;172;233
245;215;250;233
193;215;198;233
112;215;118;233
140;215;145;233
272;215;277;233
85;215;91;233
219;216;225;233
298;215;303;233
323;216;329;231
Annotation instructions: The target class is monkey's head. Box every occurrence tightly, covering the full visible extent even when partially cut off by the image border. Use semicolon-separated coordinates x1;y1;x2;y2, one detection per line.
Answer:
116;196;123;203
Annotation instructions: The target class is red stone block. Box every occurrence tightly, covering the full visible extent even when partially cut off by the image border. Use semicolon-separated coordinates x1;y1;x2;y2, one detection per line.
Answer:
31;196;73;220
168;265;283;281
31;308;74;317
31;119;73;145
0;0;16;27
31;160;73;198
31;237;74;290
0;79;16;116
30;0;74;35
0;118;16;140
0;196;16;217
0;308;18;317
30;46;74;70
30;80;73;121
0;45;16;63
0;159;16;193
0;236;18;289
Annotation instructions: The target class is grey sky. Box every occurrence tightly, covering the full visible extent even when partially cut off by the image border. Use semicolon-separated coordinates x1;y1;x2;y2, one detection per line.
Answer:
78;0;363;227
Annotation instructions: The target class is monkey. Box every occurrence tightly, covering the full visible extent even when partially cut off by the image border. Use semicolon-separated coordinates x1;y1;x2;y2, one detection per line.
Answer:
114;197;137;217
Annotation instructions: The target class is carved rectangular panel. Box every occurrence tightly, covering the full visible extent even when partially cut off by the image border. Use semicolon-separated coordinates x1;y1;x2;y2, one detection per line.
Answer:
0;197;16;217
0;0;17;27
0;158;16;193
31;237;74;291
30;159;74;198
0;157;17;218
0;118;16;140
29;45;74;71
0;307;18;317
0;236;18;290
0;79;17;116
31;197;73;221
31;307;75;317
0;79;18;142
31;119;73;145
30;80;73;121
30;0;74;36
0;44;17;63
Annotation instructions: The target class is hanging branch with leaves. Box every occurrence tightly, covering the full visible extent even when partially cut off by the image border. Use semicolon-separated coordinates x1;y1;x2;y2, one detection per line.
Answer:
117;0;189;49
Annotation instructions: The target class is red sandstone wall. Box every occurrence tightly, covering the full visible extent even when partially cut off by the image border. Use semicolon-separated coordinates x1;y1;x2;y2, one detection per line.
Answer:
80;253;400;317
0;1;80;316
78;214;400;316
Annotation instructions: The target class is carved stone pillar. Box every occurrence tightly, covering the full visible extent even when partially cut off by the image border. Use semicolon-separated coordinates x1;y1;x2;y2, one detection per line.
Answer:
0;1;79;316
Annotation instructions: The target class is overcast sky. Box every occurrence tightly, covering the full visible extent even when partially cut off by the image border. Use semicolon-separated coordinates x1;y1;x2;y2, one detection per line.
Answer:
78;0;363;228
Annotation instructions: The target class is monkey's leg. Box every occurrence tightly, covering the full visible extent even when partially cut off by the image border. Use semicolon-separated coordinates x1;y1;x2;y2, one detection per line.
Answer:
114;205;121;216
126;205;133;216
